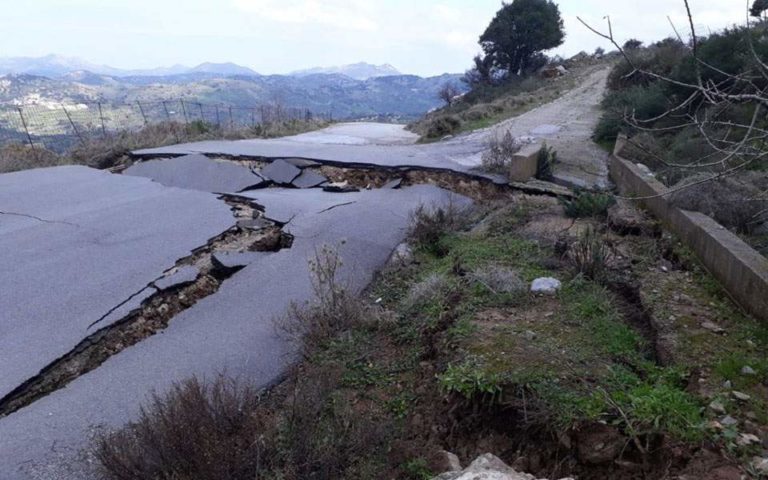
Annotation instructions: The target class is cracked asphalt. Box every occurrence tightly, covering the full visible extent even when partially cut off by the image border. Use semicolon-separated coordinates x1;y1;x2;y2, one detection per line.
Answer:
0;163;467;479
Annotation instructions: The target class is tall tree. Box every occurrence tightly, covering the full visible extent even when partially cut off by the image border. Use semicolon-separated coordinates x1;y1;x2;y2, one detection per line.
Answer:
751;0;768;18
479;0;565;76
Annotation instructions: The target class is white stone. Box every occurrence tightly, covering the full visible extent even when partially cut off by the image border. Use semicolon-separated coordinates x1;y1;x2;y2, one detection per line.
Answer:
531;277;562;295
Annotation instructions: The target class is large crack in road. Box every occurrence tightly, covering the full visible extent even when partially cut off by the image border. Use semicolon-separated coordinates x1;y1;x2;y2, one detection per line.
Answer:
0;195;292;419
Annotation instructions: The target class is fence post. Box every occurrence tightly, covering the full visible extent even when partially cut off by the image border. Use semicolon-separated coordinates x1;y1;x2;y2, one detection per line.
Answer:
16;107;35;151
180;99;189;124
97;102;107;136
228;106;234;130
162;101;171;122
136;101;148;126
215;106;221;128
198;102;204;123
62;106;84;144
251;108;255;127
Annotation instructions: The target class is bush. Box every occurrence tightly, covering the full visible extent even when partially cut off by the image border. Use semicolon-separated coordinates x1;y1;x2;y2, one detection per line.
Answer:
402;273;453;312
594;84;669;142
408;200;472;255
481;131;521;174
562;191;616;219
536;144;557;180
96;377;271;480
280;245;372;356
669;172;768;233
470;265;526;294
423;115;462;139
0;144;65;174
567;226;613;281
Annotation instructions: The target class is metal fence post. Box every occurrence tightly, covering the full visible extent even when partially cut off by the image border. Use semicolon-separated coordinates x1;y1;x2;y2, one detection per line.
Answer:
180;99;189;124
97;102;107;136
198;103;204;123
228;106;234;130
136;101;148;126
162;101;171;122
215;106;221;128
16;107;35;151
62;106;84;144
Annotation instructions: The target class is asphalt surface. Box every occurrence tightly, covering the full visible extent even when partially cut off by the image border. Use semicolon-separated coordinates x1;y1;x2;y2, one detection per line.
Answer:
133;69;611;190
0;166;235;402
0;162;468;479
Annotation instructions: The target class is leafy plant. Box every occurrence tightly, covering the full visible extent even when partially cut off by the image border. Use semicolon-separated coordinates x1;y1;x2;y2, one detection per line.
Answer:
438;358;503;404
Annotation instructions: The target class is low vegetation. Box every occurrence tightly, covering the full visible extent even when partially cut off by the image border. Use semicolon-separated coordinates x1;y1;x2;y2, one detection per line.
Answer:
96;191;765;479
0;118;329;174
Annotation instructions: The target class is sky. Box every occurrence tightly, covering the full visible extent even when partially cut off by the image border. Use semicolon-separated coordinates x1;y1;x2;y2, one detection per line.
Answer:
0;0;749;77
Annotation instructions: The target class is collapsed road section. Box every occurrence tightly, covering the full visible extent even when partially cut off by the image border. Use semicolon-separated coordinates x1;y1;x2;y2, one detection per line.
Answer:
0;160;470;479
0;194;292;419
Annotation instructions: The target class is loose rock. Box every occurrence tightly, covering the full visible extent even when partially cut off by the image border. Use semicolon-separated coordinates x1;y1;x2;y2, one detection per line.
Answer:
531;277;561;295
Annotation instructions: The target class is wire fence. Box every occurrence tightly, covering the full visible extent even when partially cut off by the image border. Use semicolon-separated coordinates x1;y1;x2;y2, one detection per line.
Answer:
0;100;330;153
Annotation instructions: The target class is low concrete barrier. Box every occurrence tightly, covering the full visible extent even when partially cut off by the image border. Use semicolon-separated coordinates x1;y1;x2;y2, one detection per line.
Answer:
611;136;768;321
509;143;540;182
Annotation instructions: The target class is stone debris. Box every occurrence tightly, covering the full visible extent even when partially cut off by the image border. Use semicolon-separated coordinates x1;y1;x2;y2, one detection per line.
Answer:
531;277;562;295
752;457;768;475
154;266;199;291
283;158;321;168
732;391;751;402
721;415;739;426
737;433;761;446
382;178;403;189
434;453;573;480
741;366;757;376
701;321;726;334
389;242;414;267
709;401;726;414
211;251;266;270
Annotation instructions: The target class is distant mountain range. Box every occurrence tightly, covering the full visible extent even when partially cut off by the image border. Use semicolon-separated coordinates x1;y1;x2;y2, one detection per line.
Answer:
290;62;401;80
0;55;402;81
0;62;465;121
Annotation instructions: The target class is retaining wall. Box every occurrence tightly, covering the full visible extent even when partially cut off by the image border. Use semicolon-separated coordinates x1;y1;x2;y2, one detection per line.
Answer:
611;136;768;322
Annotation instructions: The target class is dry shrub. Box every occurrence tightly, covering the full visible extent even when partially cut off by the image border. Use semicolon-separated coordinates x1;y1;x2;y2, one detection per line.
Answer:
670;172;768;234
280;245;372;357
568;226;613;282
402;273;452;311
67;119;328;170
96;376;272;480
481;131;522;174
0;143;65;174
408;198;473;255
471;265;526;294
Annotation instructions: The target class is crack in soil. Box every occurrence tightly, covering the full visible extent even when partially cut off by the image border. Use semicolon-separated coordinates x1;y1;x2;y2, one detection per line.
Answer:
0;195;293;419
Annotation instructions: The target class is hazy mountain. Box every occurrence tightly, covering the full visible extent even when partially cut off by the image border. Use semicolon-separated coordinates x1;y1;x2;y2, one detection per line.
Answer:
0;70;465;120
0;56;257;78
290;62;401;80
189;62;259;76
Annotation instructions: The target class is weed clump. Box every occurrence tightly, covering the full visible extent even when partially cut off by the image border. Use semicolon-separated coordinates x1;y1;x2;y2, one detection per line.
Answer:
567;227;613;282
0;144;66;174
562;191;616;219
280;245;372;357
408;200;472;256
470;265;526;294
480;131;521;174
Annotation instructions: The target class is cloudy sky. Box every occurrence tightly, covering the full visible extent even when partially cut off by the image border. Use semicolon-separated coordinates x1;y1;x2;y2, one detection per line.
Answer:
0;0;748;76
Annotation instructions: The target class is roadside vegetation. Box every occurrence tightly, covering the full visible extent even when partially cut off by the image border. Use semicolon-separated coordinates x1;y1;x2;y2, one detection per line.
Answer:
409;0;613;141
95;189;766;479
592;16;768;253
0;118;329;174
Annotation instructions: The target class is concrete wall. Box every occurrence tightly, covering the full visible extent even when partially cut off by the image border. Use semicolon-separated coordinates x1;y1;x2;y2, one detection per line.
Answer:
509;143;540;182
611;136;768;322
